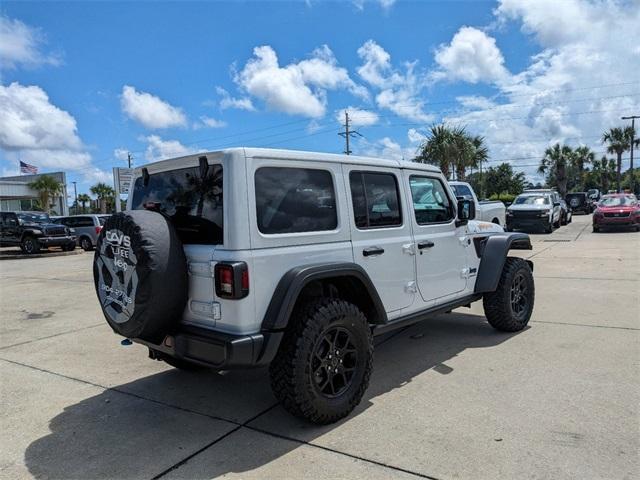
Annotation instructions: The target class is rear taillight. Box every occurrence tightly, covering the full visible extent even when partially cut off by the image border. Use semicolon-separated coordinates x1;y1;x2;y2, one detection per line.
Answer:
214;262;249;299
95;226;102;235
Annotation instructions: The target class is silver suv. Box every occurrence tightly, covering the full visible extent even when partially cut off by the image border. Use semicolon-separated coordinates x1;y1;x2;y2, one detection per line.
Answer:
93;148;535;424
55;214;110;251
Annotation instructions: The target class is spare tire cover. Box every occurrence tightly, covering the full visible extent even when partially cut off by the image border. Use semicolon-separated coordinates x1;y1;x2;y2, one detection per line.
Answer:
93;210;188;342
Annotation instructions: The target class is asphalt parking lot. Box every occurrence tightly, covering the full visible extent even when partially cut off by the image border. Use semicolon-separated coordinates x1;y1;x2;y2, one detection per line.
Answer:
1;214;638;480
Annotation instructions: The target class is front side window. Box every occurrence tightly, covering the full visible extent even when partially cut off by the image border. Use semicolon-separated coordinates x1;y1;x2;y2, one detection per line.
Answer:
409;176;455;224
131;165;223;244
255;167;337;234
349;172;402;228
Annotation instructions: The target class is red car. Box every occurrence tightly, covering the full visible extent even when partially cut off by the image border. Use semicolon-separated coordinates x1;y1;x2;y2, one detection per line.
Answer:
592;194;640;232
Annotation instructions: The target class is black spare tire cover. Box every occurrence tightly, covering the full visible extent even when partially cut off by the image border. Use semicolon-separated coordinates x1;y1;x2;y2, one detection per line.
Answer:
93;210;188;342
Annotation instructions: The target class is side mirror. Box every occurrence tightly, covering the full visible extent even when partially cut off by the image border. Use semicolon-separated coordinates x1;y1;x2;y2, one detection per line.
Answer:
456;198;475;227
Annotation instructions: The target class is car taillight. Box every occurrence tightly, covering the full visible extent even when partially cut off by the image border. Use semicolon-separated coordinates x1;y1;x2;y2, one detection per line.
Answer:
214;262;249;299
95;226;102;235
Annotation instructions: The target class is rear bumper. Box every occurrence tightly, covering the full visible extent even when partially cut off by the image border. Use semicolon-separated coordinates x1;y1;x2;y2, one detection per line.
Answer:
134;325;284;369
38;235;76;246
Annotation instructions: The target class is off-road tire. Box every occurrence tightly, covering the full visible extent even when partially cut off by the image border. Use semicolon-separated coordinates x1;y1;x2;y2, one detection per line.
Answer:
561;213;567;226
269;298;373;424
80;236;93;251
21;236;40;254
553;218;561;228
545;223;553;234
483;257;534;332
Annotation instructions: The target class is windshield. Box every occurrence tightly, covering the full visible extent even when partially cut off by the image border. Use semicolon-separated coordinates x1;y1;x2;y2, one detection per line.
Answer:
131;165;223;245
450;184;473;198
514;196;549;206
599;196;636;207
17;212;50;224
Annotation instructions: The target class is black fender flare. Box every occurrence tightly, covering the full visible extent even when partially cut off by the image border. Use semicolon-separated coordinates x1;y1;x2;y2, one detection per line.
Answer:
474;233;533;293
261;262;387;331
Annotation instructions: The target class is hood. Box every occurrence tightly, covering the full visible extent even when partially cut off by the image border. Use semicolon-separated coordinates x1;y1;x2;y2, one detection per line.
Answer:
508;204;551;211
467;220;504;234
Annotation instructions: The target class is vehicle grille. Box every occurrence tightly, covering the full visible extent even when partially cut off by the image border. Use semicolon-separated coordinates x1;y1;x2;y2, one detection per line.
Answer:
512;211;544;219
44;226;67;236
604;212;630;218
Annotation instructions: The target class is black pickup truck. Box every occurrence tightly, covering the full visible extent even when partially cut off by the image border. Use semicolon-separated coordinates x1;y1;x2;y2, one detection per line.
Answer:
0;211;76;254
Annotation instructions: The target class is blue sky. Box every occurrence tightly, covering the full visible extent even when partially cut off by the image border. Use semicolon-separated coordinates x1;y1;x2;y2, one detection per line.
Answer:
1;0;639;199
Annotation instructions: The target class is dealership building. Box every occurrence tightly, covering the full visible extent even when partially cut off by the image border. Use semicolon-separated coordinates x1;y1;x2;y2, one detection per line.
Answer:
0;172;69;216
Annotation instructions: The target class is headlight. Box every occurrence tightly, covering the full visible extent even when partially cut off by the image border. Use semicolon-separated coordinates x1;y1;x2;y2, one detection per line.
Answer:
31;229;42;234
69;228;76;234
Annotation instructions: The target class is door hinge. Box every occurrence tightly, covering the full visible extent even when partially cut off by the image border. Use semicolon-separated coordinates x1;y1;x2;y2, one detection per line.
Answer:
188;261;215;277
405;281;417;293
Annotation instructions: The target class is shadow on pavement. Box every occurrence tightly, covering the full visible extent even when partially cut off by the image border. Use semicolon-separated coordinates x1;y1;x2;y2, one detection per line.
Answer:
25;312;525;479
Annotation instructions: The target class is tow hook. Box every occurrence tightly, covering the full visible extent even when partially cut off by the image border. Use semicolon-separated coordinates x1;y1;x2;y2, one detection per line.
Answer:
120;338;133;346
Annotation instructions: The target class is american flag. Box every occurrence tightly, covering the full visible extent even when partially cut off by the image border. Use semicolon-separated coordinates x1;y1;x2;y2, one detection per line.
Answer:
20;161;38;174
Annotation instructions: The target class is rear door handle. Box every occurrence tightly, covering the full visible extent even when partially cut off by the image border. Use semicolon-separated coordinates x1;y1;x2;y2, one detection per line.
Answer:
417;240;435;250
363;247;385;257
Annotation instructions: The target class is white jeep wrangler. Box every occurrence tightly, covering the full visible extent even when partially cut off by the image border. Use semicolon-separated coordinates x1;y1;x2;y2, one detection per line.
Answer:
93;148;535;424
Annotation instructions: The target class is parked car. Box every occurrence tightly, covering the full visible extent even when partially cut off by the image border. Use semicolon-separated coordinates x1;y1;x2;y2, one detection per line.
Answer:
592;194;640;232
565;192;592;214
558;198;572;225
448;181;506;226
506;192;561;233
0;211;76;254
92;148;535;424
54;214;110;251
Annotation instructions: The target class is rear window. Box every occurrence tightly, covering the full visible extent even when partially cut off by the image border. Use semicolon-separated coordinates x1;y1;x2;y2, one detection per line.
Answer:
131;165;223;244
74;217;94;227
450;183;473;198
255;167;337;234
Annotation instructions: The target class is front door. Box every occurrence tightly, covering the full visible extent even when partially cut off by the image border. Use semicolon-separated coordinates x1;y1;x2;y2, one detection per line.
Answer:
405;172;468;303
344;165;416;313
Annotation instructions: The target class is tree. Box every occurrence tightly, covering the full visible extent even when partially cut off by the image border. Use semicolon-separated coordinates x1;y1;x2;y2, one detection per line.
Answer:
478;163;525;197
77;193;91;213
90;183;115;214
28;175;63;214
539;144;573;197
587;156;616;193
570;146;595;191
602;126;638;192
415;124;487;181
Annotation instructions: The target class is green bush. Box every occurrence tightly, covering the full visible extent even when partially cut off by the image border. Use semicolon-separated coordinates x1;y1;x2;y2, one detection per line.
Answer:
489;193;517;206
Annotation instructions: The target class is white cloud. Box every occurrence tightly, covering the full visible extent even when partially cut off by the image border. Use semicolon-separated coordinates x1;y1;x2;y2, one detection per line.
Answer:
0;82;82;151
352;0;397;10
0;15;61;69
216;86;255;111
120;85;187;129
193;116;227;129
407;128;426;144
114;148;129;162
357;40;432;122
359;136;418;161
335;107;379;127
434;26;510;84
233;45;368;118
441;0;640;182
142;135;197;162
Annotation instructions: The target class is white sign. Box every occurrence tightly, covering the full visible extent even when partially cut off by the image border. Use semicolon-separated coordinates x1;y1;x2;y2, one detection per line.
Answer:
114;168;134;195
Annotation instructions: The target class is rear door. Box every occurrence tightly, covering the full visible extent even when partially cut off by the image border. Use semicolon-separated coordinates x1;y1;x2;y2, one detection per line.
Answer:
405;172;468;304
4;213;20;244
344;166;416;313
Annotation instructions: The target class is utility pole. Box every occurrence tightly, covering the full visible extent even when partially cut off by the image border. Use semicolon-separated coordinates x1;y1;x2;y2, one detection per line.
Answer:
72;181;78;214
338;111;362;155
127;152;132;168
621;115;639;194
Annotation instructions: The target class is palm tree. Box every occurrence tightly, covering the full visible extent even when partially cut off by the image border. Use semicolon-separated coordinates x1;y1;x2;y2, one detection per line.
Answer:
591;156;617;193
415;124;455;179
602;126;638;192
539;144;573;197
571;146;595;191
28;175;63;213
415;124;482;180
77;193;91;213
90;183;115;213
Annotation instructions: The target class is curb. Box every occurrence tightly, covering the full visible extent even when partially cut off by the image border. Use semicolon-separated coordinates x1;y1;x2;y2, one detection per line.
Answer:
0;249;85;261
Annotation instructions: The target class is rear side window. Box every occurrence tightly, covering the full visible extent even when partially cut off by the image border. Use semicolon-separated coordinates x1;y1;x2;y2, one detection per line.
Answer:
255;167;337;234
349;172;402;229
131;165;223;245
